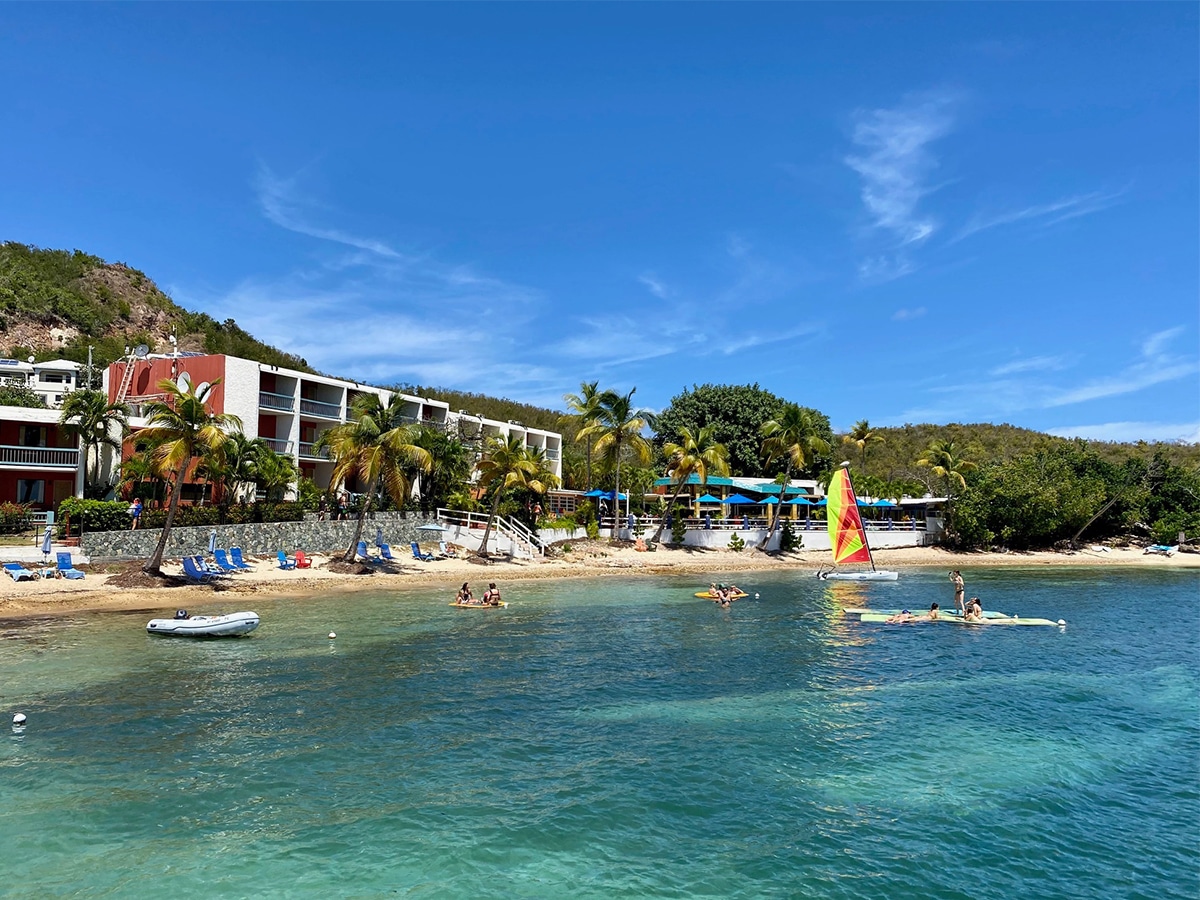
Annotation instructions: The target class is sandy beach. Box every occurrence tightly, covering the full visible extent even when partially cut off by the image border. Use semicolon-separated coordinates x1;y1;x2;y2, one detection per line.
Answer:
1;541;1196;620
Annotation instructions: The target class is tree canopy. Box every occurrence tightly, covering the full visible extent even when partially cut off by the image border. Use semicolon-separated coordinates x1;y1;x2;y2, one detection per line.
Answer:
653;383;832;478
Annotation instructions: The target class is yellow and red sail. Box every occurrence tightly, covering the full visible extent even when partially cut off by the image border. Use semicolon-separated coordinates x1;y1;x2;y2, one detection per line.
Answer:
826;466;872;565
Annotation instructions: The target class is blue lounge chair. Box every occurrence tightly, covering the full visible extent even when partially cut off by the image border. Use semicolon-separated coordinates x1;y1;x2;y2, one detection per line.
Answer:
229;547;255;570
212;549;241;573
193;555;227;577
277;550;297;570
410;541;434;562
4;563;36;582
438;541;458;558
1144;544;1176;556
357;541;380;563
181;556;215;583
56;552;85;580
379;543;396;561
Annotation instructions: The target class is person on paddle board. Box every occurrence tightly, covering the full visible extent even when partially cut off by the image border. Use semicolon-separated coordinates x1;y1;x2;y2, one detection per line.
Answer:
456;582;475;605
950;571;965;613
482;583;502;606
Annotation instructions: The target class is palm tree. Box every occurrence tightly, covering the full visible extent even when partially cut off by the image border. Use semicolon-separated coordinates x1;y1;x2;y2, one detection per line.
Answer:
577;388;652;538
475;434;539;556
916;440;978;538
318;393;432;562
58;389;129;498
139;379;242;576
562;381;604;491
212;432;269;512
760;404;831;546
650;425;729;545
256;447;298;501
843;419;884;476
916;440;977;495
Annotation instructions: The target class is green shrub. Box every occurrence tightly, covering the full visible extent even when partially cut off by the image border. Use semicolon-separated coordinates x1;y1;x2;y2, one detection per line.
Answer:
779;518;800;552
670;507;688;544
0;501;31;534
586;520;599;540
727;533;745;552
57;498;129;535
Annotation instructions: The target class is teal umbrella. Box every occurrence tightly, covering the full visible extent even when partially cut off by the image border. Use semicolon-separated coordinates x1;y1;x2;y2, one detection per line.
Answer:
723;493;756;505
759;496;780;505
696;493;723;503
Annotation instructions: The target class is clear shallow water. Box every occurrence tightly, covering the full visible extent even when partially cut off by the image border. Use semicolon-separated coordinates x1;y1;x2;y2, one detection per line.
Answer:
1;568;1197;899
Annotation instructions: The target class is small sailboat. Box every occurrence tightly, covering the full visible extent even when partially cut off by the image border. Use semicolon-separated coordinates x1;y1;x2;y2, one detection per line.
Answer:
818;462;899;582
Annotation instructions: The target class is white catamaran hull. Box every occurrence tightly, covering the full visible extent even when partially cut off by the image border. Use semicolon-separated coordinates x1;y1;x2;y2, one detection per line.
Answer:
820;570;899;582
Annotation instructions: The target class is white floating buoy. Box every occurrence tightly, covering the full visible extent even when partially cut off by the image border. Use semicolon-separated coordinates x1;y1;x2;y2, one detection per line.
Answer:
1058;619;1066;626
13;713;27;728
328;632;337;640
754;593;760;599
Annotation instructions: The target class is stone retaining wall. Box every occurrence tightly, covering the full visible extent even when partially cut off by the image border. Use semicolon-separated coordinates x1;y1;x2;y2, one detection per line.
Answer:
80;511;431;561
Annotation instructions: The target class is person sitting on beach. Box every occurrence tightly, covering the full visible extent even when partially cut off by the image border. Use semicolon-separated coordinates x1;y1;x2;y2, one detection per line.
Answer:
482;583;502;606
456;582;474;605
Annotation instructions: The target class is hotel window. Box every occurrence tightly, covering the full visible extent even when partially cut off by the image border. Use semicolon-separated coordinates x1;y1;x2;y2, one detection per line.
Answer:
17;480;44;504
39;373;66;383
19;426;47;447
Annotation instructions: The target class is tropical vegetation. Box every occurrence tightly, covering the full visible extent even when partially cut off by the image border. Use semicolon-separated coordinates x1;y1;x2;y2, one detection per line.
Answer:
58;389;129;498
137;378;242;576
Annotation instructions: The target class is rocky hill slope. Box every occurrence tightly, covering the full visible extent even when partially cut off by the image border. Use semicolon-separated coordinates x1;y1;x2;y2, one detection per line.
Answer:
0;242;312;373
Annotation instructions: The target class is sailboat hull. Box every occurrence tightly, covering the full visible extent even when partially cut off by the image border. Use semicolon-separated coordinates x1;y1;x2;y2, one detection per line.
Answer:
820;570;899;581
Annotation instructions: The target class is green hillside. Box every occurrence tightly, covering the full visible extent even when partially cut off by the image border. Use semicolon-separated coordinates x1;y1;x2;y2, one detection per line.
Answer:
0;242;313;374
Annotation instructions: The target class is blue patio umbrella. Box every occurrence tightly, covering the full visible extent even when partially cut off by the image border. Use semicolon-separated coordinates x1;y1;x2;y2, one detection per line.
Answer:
812;498;828;506
417;522;446;532
41;526;52;563
208;530;217;555
872;499;897;507
759;496;780;505
376;525;385;548
696;493;723;503
723;493;756;505
784;496;813;505
583;489;606;498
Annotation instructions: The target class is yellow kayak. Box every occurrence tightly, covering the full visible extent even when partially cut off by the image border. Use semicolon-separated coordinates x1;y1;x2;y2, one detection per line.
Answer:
694;591;749;600
449;601;507;609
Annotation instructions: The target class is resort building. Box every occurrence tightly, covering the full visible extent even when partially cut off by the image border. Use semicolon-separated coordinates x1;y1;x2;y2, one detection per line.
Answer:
103;351;562;500
0;405;81;511
0;357;86;408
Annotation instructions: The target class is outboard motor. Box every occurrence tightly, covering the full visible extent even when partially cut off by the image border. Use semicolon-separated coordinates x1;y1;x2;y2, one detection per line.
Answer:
174;609;189;620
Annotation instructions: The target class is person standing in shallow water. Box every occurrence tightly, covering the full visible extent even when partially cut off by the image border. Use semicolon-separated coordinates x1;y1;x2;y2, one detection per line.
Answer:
950;570;965;613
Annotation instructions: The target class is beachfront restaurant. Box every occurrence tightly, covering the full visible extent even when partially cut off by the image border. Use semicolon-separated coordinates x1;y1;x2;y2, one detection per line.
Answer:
650;474;822;527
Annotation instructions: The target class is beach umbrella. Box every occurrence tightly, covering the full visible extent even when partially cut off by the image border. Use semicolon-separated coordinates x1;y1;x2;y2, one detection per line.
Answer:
417;522;447;532
41;526;52;563
208;530;217;555
696;493;723;503
724;493;756;505
872;499;897;507
375;525;385;548
759;496;780;505
583;489;606;498
785;496;813;505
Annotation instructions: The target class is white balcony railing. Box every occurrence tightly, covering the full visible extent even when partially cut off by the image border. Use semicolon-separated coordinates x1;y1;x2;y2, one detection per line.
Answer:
0;445;79;468
262;438;294;454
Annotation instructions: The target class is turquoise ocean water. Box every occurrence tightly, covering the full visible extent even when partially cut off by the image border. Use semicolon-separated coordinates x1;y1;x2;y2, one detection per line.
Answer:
1;568;1197;898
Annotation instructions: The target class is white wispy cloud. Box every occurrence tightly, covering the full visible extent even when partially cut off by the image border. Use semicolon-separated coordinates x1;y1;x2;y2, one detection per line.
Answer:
638;274;670;299
1048;421;1200;444
1046;327;1198;407
955;188;1127;243
892;306;927;321
990;355;1069;376
845;92;956;246
254;165;403;259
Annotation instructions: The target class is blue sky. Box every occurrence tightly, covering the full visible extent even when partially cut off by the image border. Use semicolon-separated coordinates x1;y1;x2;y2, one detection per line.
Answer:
2;4;1197;441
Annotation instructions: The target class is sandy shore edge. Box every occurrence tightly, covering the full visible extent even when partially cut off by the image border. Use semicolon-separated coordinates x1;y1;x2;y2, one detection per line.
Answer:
1;542;1196;621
